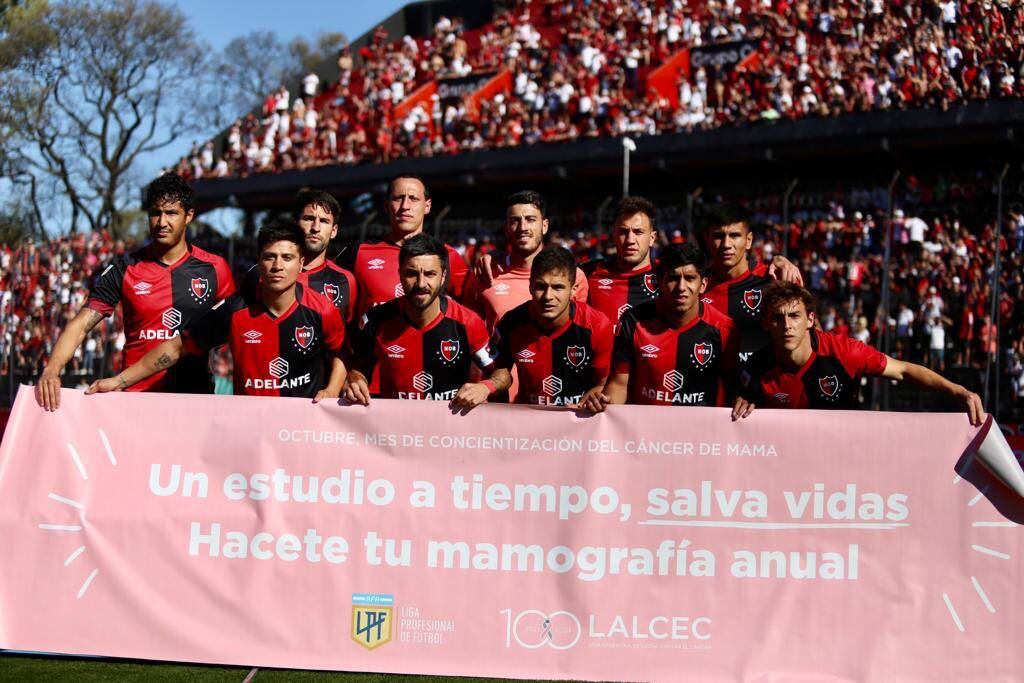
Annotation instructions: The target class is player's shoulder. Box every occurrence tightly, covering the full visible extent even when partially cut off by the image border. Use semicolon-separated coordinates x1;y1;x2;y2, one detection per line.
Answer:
625;300;659;324
297;283;336;314
188;243;229;268
443;296;485;327
702;301;735;329
574;300;612;330
323;259;355;278
500;300;533;330
213;292;249;316
362;298;401;327
579;257;607;277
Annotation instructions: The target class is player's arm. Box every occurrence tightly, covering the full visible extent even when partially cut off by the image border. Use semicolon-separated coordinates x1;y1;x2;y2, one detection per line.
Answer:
768;254;803;285
451;366;512;412
343;313;377;406
585;312;633;412
314;356;348;403
35;307;105;411
881;357;984;426
577;310;614;413
86;336;185;395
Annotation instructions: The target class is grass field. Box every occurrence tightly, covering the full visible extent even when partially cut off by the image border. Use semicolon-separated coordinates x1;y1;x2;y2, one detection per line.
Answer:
0;654;553;682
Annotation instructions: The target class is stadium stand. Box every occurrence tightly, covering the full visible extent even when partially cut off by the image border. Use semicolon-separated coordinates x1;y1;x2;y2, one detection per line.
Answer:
174;0;1024;179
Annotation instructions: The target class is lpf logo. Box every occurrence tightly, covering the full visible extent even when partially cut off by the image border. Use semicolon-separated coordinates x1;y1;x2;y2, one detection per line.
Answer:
500;609;581;650
352;593;393;650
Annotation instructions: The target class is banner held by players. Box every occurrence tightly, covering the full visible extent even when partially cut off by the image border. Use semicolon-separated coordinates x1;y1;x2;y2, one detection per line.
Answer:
0;387;1021;681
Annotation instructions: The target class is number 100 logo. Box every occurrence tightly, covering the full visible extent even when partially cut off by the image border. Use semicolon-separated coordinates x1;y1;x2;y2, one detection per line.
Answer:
499;608;581;650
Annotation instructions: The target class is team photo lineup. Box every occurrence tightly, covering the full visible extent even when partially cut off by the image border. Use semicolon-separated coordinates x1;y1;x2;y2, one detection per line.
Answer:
32;171;984;426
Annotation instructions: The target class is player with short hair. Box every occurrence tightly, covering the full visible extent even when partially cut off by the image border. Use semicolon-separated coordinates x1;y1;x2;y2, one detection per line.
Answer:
582;195;661;328
87;221;347;400
463;190;589;332
734;281;984;424
344;234;508;409
590;242;740;413
492;246;613;408
700;202;801;355
35;172;234;410
337;174;469;317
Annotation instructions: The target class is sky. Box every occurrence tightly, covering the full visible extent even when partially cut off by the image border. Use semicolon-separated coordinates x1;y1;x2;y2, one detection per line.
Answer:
145;0;409;176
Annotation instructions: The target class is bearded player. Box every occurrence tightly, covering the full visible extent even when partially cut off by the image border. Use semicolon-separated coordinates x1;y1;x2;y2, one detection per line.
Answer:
587;242;741;415
734;281;984;424
88;221;347;401
344;234;508;410
492;247;612;408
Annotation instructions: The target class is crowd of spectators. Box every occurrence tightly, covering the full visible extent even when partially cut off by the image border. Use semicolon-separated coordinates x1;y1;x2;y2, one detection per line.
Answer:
175;0;1024;180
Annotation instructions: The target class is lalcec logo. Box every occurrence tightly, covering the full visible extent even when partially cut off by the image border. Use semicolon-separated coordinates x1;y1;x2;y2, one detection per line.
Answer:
161;307;182;330
268;357;289;379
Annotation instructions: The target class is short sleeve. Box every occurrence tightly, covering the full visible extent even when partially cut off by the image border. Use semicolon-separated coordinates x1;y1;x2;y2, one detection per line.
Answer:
87;257;127;317
465;308;497;369
842;336;888;378
350;310;379;375
611;312;637;376
446;247;469;300
492;314;514;370
184;298;234;352
589;309;614;380
214;257;236;300
342;268;359;322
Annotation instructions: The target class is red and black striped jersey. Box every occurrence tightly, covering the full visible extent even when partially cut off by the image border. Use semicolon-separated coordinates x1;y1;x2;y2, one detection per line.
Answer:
337;239;469;318
581;259;659;328
493;301;613;406
613;301;739;407
87;244;234;393
243;260;358;322
739;329;888;410
183;284;346;398
702;263;771;355
351;297;495;400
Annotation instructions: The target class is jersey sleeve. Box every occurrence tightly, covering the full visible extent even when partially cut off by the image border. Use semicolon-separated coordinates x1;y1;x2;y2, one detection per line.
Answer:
335;242;359;273
573;267;589;303
611;312;637;376
321;304;347;354
589;308;614;381
240;264;260;299
492;313;514;370
183;297;235;353
214;257;236;299
349;309;379;376
342;268;359;322
446;246;469;301
86;257;128;317
465;307;498;369
461;270;486;319
840;335;888;378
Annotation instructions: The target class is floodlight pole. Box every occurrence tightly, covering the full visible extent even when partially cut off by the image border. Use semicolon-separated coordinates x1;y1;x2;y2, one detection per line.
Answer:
782;179;799;258
876;170;900;411
686;187;704;241
985;163;1009;416
622;138;637;196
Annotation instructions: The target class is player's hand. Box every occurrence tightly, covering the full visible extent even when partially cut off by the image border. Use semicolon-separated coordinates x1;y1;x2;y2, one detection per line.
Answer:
343;372;371;406
313;388;340;404
578;387;611;413
731;396;755;421
957;387;984;426
35;369;63;411
474;252;495;288
768;255;803;285
85;375;128;396
450;382;489;414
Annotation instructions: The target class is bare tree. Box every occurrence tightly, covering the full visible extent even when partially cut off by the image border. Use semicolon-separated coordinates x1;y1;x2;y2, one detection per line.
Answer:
0;0;217;234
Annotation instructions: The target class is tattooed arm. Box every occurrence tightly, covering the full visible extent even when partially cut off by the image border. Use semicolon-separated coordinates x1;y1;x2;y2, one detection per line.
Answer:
86;337;185;396
36;307;106;411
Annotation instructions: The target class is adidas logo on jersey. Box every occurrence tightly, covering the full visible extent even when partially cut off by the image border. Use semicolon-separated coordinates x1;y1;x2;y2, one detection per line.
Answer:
243;330;262;344
368;258;386;270
132;282;153;295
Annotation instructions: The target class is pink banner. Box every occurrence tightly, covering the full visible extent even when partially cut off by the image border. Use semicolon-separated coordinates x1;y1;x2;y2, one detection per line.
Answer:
0;386;1021;681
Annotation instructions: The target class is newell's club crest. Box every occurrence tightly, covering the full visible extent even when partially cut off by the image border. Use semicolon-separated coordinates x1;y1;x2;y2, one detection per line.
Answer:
566;345;587;368
323;283;340;304
439;339;460;363
294;326;315;350
693;342;713;367
351;593;393;650
742;288;762;312
819;375;840;398
190;277;209;300
643;272;658;294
